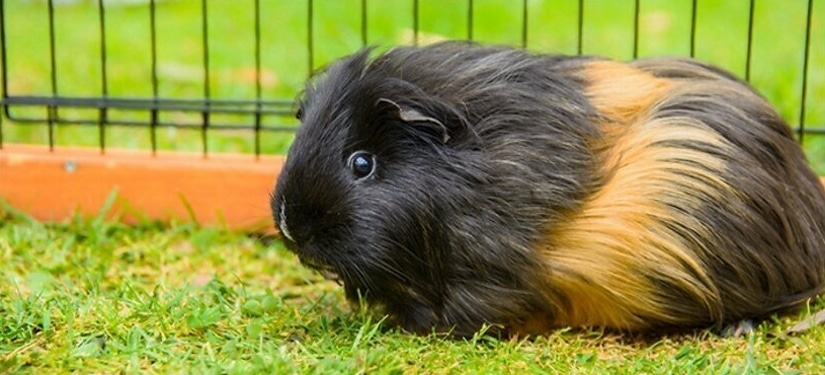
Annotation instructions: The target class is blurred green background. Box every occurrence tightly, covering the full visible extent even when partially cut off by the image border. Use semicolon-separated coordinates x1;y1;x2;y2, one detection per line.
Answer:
1;0;823;173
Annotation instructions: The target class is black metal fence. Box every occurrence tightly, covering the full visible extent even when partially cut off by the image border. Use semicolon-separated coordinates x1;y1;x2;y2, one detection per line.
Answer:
0;0;822;159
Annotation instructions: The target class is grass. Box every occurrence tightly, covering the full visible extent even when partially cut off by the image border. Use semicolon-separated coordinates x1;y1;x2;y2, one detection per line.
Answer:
1;206;825;374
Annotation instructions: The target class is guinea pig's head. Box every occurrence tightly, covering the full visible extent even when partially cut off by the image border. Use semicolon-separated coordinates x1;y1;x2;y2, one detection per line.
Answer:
271;48;474;331
271;45;551;336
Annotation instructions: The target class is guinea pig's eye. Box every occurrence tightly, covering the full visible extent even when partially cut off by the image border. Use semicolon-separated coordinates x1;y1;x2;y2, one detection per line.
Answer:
348;151;376;179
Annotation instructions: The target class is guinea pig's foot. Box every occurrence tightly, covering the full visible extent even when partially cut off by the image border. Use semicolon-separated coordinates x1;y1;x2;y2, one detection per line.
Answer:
718;319;755;338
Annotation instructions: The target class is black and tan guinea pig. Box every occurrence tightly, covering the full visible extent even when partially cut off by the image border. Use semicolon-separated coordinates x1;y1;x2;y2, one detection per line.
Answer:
271;41;825;337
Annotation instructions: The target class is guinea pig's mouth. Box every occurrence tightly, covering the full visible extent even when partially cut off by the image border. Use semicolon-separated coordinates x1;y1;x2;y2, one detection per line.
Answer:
298;255;343;285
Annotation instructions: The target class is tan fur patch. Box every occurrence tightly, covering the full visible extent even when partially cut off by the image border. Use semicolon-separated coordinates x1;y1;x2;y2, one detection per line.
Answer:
540;116;733;329
537;67;739;329
581;60;675;125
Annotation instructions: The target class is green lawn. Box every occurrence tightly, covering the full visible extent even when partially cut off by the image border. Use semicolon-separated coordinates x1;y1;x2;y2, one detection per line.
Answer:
1;207;824;374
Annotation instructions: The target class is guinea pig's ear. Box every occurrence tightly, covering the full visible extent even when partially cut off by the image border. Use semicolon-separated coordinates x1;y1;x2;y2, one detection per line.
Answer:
376;98;451;144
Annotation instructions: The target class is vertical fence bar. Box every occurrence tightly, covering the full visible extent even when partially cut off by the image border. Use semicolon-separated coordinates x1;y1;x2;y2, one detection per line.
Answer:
632;0;640;58
690;0;697;57
798;0;813;143
0;0;6;148
149;0;159;155
467;0;473;41
308;0;314;72
47;0;58;150
521;0;528;48
0;0;6;103
413;0;419;46
98;0;108;154
577;0;584;55
361;0;368;46
744;0;755;81
254;0;262;159
201;0;210;157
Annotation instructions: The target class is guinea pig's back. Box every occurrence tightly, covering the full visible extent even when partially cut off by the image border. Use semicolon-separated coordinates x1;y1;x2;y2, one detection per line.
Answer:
536;57;825;331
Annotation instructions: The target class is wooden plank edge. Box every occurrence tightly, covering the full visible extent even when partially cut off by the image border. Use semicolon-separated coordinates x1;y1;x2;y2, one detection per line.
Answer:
0;144;283;234
1;144;824;234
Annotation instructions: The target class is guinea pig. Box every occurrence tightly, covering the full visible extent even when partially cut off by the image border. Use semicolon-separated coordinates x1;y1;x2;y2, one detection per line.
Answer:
271;41;825;337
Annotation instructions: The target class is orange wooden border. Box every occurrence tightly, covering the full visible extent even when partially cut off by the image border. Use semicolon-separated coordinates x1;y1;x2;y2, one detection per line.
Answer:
0;144;283;233
0;143;823;233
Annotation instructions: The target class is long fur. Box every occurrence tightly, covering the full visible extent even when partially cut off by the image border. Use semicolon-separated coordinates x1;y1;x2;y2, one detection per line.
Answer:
272;42;825;337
